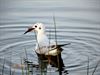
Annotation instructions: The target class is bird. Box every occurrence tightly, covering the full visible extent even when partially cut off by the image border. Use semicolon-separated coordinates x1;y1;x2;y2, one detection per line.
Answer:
24;23;70;72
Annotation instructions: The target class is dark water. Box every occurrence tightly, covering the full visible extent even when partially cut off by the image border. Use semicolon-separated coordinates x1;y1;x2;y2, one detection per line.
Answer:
0;0;100;75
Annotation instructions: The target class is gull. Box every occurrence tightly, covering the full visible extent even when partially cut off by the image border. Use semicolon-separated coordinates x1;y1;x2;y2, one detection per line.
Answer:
24;23;69;71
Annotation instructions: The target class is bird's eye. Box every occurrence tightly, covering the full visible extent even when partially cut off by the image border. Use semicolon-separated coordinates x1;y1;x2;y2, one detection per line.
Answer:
39;27;41;29
35;25;37;28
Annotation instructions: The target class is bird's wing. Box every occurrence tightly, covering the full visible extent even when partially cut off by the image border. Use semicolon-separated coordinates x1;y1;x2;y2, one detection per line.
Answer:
56;43;71;47
49;43;71;50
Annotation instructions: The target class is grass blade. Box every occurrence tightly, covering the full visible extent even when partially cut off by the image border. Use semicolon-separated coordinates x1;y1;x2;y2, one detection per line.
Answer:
20;56;24;75
87;56;89;75
53;14;62;75
1;58;5;75
53;14;57;45
9;54;12;75
25;48;28;61
92;60;100;75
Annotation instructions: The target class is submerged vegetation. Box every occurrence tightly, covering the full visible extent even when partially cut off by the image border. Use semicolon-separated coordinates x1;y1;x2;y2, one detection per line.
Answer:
1;54;100;75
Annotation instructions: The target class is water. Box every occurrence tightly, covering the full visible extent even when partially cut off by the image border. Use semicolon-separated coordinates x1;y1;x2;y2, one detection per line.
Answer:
0;0;100;75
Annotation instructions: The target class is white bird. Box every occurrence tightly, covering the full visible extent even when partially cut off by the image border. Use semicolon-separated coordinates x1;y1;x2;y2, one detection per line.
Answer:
24;23;70;71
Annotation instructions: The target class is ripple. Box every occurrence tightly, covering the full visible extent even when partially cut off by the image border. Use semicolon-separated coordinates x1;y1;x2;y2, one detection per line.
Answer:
0;0;100;75
0;40;35;56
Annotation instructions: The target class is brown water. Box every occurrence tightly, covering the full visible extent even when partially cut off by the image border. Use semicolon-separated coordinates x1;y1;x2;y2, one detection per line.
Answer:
0;0;100;75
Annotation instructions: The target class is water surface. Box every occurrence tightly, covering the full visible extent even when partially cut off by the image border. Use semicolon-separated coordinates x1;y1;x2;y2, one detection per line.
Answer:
0;0;100;75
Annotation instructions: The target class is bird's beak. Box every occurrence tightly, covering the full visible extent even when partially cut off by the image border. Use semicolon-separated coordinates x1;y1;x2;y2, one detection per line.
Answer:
24;27;35;34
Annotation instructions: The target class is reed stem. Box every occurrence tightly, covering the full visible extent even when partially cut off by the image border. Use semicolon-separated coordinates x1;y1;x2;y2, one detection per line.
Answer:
87;56;89;75
24;49;28;75
1;58;5;75
9;53;12;75
20;56;24;75
53;14;57;45
53;14;61;75
92;60;100;75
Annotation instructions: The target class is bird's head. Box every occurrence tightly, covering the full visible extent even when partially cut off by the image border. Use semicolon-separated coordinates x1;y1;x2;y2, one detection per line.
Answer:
24;23;45;34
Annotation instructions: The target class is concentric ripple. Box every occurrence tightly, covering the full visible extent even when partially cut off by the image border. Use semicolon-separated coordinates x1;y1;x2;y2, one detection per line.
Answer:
0;0;100;75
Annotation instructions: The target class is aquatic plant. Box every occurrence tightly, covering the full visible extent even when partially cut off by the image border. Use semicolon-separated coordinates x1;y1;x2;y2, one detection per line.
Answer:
87;56;89;75
53;14;62;75
1;58;5;75
92;60;100;75
86;56;100;75
20;56;24;75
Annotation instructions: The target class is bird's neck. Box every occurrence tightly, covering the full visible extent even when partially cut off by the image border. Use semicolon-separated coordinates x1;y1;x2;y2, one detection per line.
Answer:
37;32;48;44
